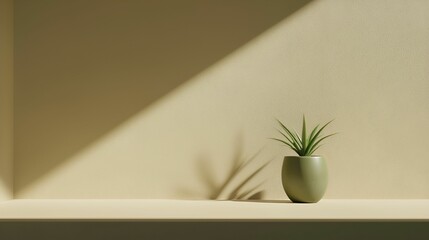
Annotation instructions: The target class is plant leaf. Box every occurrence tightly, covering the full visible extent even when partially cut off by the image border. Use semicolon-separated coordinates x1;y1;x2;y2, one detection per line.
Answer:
302;115;307;151
270;138;299;154
275;130;301;155
292;129;303;155
306;133;337;155
308;124;320;146
306;120;334;152
304;124;320;155
276;129;293;145
309;144;323;156
276;119;302;151
292;129;302;144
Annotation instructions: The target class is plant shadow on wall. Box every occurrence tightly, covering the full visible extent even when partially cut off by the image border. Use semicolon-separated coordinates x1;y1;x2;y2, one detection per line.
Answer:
178;146;274;200
14;0;313;195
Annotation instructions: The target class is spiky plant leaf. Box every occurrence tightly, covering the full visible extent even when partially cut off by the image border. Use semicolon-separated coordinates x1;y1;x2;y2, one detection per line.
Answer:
276;129;294;146
272;116;336;156
292;129;303;149
270;138;299;153
307;120;334;148
308;145;322;156
276;119;301;151
306;133;337;155
308;124;320;146
302;116;307;151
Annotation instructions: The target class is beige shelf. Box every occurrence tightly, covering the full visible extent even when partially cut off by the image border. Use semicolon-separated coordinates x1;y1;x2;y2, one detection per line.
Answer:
0;199;428;221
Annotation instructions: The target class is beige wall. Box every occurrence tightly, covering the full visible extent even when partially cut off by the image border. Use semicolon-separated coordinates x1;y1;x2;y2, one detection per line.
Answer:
14;0;429;199
0;0;14;200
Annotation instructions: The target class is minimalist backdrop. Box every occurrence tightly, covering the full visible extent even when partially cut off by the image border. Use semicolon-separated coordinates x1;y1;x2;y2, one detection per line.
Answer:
10;0;429;199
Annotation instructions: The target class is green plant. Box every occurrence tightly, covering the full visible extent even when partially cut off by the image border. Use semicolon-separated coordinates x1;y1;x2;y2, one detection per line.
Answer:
272;116;336;156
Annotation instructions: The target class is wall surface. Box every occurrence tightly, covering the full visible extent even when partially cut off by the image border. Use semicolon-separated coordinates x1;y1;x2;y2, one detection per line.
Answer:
0;0;14;200
14;0;429;199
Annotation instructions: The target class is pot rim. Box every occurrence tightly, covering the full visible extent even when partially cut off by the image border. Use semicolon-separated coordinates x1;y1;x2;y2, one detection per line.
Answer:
284;155;323;158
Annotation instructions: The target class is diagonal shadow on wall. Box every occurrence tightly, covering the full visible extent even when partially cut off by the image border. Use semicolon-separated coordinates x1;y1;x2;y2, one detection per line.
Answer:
14;0;313;196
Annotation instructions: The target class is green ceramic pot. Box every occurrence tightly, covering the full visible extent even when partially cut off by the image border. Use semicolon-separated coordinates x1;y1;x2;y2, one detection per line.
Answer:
282;156;328;203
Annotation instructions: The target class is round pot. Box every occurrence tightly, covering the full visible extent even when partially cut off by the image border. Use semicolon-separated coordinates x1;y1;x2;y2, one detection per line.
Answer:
282;156;328;203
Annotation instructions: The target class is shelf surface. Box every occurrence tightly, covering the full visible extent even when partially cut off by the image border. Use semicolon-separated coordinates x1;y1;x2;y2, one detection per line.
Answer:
0;199;428;221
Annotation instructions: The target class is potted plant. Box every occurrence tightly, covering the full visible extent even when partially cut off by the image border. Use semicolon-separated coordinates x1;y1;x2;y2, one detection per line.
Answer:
272;116;336;203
